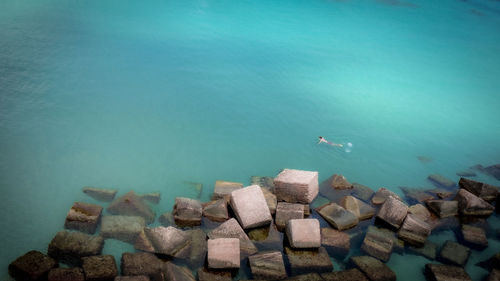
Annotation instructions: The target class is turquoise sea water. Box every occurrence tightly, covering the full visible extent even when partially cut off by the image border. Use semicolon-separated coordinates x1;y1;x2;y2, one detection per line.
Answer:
1;0;500;279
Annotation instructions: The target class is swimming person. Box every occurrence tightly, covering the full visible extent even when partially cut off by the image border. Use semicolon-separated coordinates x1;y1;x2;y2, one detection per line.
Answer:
318;136;343;147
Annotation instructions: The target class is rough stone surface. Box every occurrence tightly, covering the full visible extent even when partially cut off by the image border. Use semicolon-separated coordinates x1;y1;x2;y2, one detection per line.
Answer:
248;222;282;250
488;269;500;281
321;268;369;281
286;219;321;248
350;256;396;281
212;180;243;200
115;277;150;281
48;230;104;266
408;241;438;260
376;196;408;229
248;251;287;280
274;169;319;204
484;164;500;180
121;252;163;281
275;202;304;231
134;229;155;252
340;196;375;220
285;273;324;281
82;255;118;281
371;188;402;205
48;268;85;281
163;262;196;281
321;227;350;258
196;268;232;281
459;178;498;202
455;188;495;216
361;227;394;262
144;226;190;256
460;224;488;250
261;187;278;215
428;174;456;189
251;176;276;191
397;214;431;247
184;229;208;267
400;187;435;204
456;171;477;177
101;216;145;243
173;197;203;227
352;183;375;202
331;174;353;190
82;187;117;202
9;250;58;281
140;192;161;204
425;263;472;281
207;238;240;269
230;185;272;229
426;200;458;218
64;202;103;234
438;240;471;267
284;246;333;276
316;202;358;230
202;199;229;222
158;212;174;226
408;203;431;222
107;191;155;224
207;218;258;258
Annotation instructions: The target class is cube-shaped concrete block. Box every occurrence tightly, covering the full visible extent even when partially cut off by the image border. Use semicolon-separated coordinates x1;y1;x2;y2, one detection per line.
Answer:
249;251;287;280
82;255;118;281
207;238;240;269
397;214;431;247
213;180;243;201
64;202;103;234
100;215;145;244
9;250;58;281
275;202;304;231
173;197;202;227
230;185;272;229
286;219;321;248
274;169;319;204
376;196;408;229
48;231;104;266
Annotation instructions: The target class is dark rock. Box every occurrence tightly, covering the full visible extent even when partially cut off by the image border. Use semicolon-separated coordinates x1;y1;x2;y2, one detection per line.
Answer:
418;156;432;163
144;226;190;257
121;252;163;281
340;196;375;220
426;200;458;218
331;174;353;190
9;250;58;281
275;202;304;231
361;227;394;262
207;238;240;269
376;196;408;229
424;263;472;281
286;219;321;249
438;240;471;267
101;215;145;243
284;273;323;281
477;253;500;271
207;218;258;259
428;174;456;189
400;187;435;204
261;187;278;215
321;268;369;281
455;188;495;216
107;191;155;224
456;171;477;177
427;188;455;199
316;202;358;230
212;180;243;201
350;256;396;281
82;255;118;281
321;227;350;258
459;224;488;250
311;195;330;209
303;204;311;216
459;177;498;202
230;185;272;229
115;276;151;281
484;164;500;180
48;268;84;281
173;197;203;227
196;268;232;281
202;199;229;222
158;212;174;226
352;183;375;203
274;169;319;204
251;176;275;191
140;192;161;204
163;262;195;281
397;214;431;247
249;251;287;280
185;229;208;267
488;269;500;281
371;188;402;205
134;229;155;252
64;202;103;234
408;203;431;222
249;222;282;250
408;241;437;260
284;246;333;276
48;231;104;266
82;187;117;202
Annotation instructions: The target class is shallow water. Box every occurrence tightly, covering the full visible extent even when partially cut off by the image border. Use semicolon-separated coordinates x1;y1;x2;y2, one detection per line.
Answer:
1;0;500;280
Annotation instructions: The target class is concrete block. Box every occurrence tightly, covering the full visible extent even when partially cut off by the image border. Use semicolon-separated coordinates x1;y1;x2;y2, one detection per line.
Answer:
64;202;103;234
207;238;240;269
274;169;319;204
286;219;321;249
82;255;118;281
275;202;304;232
230;185;272;229
9;250;57;281
48;231;104;266
101;216;145;243
107;191;155;224
376;196;408;229
248;251;287;280
316;202;358;230
173;197;202;227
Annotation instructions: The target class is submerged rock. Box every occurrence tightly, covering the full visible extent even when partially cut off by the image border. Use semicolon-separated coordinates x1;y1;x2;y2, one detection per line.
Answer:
428;174;456;189
408;203;431;222
331;174;353;190
284;246;333;276
48;268;85;281
48;230;104;266
425;263;472;281
107;191;155;224
408;241;438;260
455;188;495;216
376;196;408;229
459;177;498;202
196;268;232;281
438;240;471;267
207;238;240;269
158;212;174;226
426;200;458;218
144;226;190;257
274;169;319;204
248;251;287;280
350;256;396;281
459;224;488;250
487;269;500;281
202;199;229;222
361;227;394;262
251;176;275;191
81;255;118;281
164;262;196;281
427;188;455;199
286;219;321;249
340;195;375;220
371;188;402;205
173;197;203;227
82;186;117;202
140;192;161;204
121;252;164;281
456;171;477;177
317;202;358;230
101;215;145;243
285;273;324;281
275;202;305;232
320;268;368;281
207;218;258;258
230;185;272;229
64;202;103;234
352;183;375;202
397;214;431;247
212;180;243;201
261;187;278;215
321;227;350;258
9;250;58;281
400;187;435;204
483;164;500;180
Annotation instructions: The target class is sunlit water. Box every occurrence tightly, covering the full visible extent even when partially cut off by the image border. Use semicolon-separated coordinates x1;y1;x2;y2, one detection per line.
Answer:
1;0;500;280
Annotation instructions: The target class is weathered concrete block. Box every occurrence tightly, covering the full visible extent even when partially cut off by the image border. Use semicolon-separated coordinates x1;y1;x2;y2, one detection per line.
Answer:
207;218;258;258
361;227;394;262
397;214;431;246
331;174;352;190
425;264;472;281
274;169;319;204
284;246;333;276
207;238;240;269
101;216;145;243
196;268;232;281
340;196;375;220
428;174;456;189
140;192;161;204
212;180;243;201
488;269;500;281
285;273;324;281
121;253;163;281
82;187;117;202
143;226;190;257
400;187;435;204
251;176;276;191
371;188;402;205
352;183;375;202
184;229;208;267
321;268;368;281
261;187;277;215
459;178;498;202
248;222;282;250
426;200;458;218
107;191;155;224
115;276;150;281
275;202;304;231
82;255;118;281
9;250;58;281
460;224;488;250
455;189;494;216
376;196;408;229
316;202;358;230
134;229;155;253
202;199;229;222
249;251;287;280
64;202;103;234
321;227;350;258
484;164;500;180
350;256;396;281
408;241;437;260
427;188;455;199
173;197;202;227
48;231;104;266
48;268;85;281
286;219;321;249
230;185;272;229
456;170;477;177
158;212;174;226
164;262;195;281
408;203;431;222
438;240;471;267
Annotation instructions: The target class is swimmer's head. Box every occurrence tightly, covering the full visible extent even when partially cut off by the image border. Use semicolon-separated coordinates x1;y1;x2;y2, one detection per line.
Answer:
318;136;323;139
